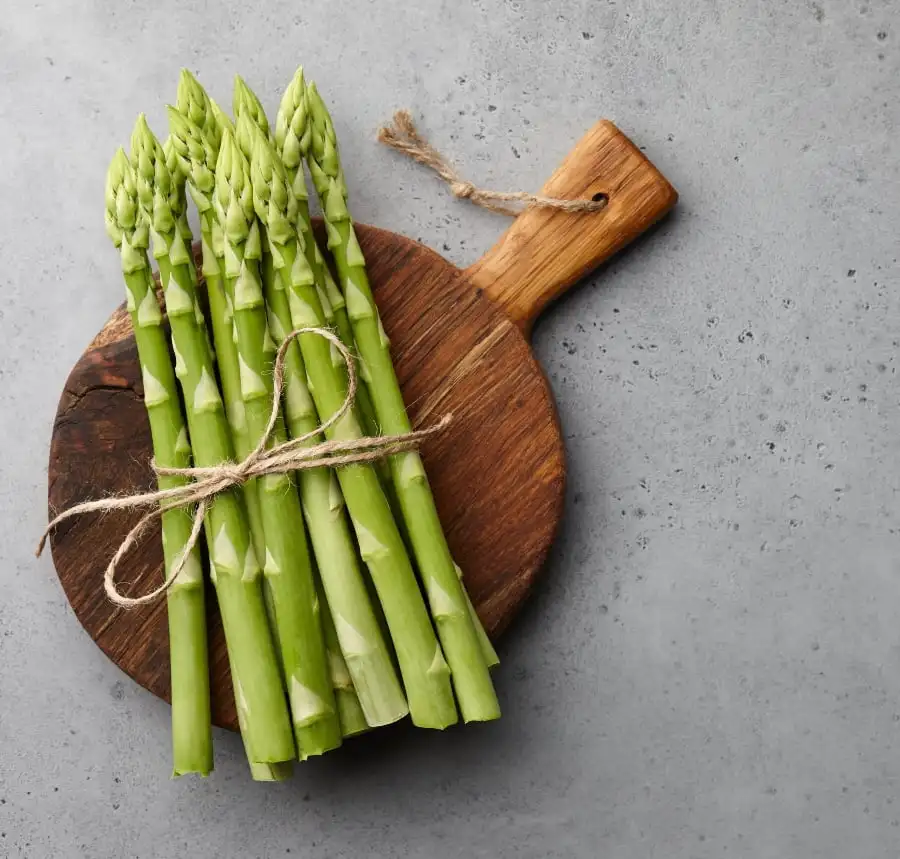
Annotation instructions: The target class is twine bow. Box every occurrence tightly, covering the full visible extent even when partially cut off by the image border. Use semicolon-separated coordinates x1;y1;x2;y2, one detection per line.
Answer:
36;327;451;608
378;110;609;217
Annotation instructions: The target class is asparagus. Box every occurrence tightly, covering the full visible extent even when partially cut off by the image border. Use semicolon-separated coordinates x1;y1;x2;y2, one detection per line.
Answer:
176;69;222;151
317;575;370;737
173;84;376;736
214;129;342;758
222;627;294;783
260;219;409;727
234;92;408;727
104;150;212;777
129;115;295;764
231;83;376;732
273;68;382;440
249;125;458;729
305;84;501;722
163;135;193;246
168;93;272;585
168;96;293;777
456;563;500;668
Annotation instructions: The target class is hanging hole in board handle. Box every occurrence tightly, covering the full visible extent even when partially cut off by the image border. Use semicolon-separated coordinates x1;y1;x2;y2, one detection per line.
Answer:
591;192;609;204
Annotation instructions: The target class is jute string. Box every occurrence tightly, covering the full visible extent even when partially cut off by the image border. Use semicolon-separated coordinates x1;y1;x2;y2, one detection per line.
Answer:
378;110;609;217
36;327;451;608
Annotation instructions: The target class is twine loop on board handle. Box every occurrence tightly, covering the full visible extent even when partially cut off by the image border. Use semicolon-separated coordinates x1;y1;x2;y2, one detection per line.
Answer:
378;109;610;217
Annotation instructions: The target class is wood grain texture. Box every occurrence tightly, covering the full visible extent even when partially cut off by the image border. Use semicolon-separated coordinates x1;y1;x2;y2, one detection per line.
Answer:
47;122;676;731
467;120;678;336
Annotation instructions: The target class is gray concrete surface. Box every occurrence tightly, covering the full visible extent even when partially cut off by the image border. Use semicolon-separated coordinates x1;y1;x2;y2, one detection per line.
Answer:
2;0;898;856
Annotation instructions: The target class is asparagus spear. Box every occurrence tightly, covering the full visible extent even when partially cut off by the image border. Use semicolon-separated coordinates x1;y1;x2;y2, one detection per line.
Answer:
316;575;369;737
260;222;409;727
176;69;223;151
456;563;500;668
304;84;501;722
163;135;193;246
221;628;294;782
173;86;376;736
129;115;295;764
276;70;407;537
104;149;212;777
249;125;458;729
273;68;382;440
168;96;272;593
167;99;293;779
234;92;408;727
214;128;342;758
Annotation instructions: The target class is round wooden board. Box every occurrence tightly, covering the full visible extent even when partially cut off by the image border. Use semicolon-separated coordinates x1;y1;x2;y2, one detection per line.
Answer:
47;225;565;731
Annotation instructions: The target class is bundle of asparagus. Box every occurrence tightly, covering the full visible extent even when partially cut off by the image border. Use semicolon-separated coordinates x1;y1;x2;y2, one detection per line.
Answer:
104;68;499;779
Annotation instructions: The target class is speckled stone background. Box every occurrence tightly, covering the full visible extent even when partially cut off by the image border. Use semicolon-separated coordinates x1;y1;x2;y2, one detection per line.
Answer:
3;1;899;856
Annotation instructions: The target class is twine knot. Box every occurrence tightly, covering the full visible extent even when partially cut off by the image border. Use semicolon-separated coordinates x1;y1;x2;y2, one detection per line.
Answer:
37;327;451;608
378;109;610;217
450;180;477;200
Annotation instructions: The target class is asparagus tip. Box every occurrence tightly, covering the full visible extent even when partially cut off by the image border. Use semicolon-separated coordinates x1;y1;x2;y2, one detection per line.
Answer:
105;147;134;243
177;67;197;92
233;74;270;136
214;128;255;244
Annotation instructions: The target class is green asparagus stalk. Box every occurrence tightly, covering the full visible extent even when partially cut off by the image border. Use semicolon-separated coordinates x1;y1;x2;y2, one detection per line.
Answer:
244;109;409;727
305;84;501;722
249;125;458;729
316;575;369;737
214;129;342;758
167;96;270;563
221;627;294;782
261;235;378;736
129;115;295;764
455;563;500;668
163;135;193;245
233;92;408;728
104;150;212;777
231;83;375;732
168;95;292;777
273;68;382;440
172;85;372;734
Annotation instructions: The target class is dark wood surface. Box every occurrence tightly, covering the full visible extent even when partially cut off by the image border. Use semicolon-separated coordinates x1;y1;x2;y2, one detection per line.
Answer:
47;121;677;731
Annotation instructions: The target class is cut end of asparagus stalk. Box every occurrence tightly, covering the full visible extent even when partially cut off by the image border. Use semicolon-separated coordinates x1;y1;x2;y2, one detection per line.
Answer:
248;760;294;782
336;688;370;738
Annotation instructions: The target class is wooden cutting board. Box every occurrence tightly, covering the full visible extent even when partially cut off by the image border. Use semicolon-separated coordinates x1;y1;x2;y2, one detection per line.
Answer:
47;121;676;731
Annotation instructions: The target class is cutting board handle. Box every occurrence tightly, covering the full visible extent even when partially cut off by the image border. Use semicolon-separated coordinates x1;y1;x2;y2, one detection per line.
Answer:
465;120;677;337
